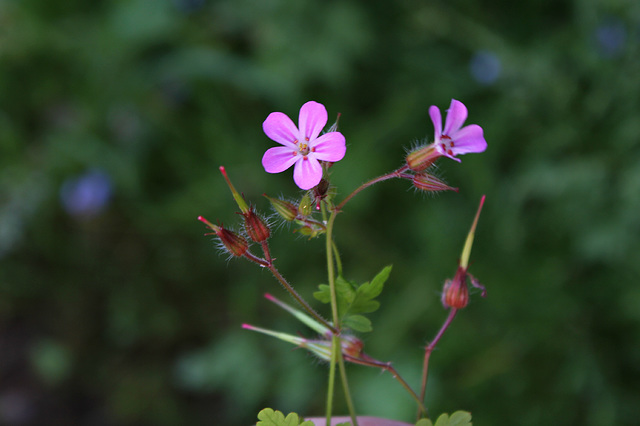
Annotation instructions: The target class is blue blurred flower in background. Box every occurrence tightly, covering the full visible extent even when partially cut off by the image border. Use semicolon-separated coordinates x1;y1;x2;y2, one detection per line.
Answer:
59;169;113;219
594;18;627;57
469;50;502;85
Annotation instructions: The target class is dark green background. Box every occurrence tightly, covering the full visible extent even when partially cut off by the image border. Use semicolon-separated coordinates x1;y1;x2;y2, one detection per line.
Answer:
2;0;639;424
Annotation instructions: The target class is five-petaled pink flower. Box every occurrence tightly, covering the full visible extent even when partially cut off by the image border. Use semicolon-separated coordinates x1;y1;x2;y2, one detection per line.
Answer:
429;99;487;162
262;101;346;190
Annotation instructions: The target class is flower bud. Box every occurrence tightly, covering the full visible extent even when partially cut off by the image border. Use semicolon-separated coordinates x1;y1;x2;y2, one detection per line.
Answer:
264;195;298;221
406;143;440;172
442;267;469;309
341;335;364;358
243;208;270;242
298;194;313;217
412;173;458;193
198;216;248;257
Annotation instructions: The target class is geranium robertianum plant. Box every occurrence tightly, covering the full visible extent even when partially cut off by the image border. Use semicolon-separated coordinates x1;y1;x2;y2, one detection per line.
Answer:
198;99;488;426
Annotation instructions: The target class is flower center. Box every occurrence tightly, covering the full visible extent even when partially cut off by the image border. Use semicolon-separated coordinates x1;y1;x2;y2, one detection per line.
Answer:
299;143;310;156
439;135;456;157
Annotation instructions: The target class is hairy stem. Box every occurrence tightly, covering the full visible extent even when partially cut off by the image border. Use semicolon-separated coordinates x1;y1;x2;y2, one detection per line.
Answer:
265;262;337;335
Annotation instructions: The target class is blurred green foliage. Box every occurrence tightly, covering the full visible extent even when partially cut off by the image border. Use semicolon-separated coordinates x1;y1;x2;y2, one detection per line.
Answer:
1;0;640;424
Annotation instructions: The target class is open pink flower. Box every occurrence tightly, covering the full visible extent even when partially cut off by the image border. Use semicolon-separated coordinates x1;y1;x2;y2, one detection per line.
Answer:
429;99;487;162
262;101;346;190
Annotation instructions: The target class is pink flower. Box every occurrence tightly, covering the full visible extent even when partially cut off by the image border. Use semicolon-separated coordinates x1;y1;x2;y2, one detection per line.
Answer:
262;101;346;190
429;99;487;162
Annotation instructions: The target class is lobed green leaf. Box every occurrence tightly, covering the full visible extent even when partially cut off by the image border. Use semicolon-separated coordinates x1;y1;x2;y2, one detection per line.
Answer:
343;314;372;332
256;408;314;426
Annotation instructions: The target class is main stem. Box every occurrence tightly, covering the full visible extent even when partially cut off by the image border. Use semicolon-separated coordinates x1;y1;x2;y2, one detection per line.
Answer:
419;308;458;405
324;210;358;426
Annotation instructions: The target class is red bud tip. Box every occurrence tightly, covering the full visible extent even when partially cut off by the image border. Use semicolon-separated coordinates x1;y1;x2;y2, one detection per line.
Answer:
219;166;250;213
241;323;254;330
264;293;276;302
197;215;217;229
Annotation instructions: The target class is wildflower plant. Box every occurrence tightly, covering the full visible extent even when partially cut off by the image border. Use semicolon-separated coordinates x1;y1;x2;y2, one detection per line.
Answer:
199;100;489;426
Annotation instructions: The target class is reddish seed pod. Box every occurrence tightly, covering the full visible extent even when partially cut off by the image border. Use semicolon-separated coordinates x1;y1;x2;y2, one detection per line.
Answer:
412;173;458;193
217;227;249;257
441;267;469;309
243;208;270;242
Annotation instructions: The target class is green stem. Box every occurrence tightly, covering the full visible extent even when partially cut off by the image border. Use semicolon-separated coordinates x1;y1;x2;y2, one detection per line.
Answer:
324;210;358;426
331;241;343;277
325;338;337;426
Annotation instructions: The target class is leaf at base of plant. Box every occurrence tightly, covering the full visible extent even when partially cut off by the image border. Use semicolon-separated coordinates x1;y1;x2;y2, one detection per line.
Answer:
257;408;314;426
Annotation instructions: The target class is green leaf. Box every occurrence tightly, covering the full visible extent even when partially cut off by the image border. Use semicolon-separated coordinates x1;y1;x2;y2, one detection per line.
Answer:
313;284;331;304
256;408;314;426
415;419;433;426
347;265;392;315
343;314;372;332
369;265;392;298
314;266;392;332
448;411;472;426
430;411;472;426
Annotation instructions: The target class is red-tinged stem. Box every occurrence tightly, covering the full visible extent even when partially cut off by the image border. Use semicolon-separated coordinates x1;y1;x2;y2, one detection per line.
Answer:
242;250;269;267
419;308;458;407
336;165;409;212
341;354;427;417
260;241;272;265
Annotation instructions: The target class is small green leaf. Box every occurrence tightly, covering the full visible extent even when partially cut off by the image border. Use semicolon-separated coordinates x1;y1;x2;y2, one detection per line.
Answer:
335;275;357;307
343;314;372;332
433;413;450;426
448;411;472;426
368;265;392;297
346;265;391;315
431;411;472;426
256;408;313;426
313;284;331;304
415;419;433;426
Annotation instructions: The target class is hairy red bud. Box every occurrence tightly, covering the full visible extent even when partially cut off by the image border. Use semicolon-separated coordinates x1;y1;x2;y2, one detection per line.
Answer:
406;144;440;172
243;208;270;242
412;173;458;193
442;267;469;309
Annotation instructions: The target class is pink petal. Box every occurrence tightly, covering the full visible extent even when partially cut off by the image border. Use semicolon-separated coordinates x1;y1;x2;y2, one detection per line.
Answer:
262;146;300;173
263;112;299;147
311;132;346;162
428;105;443;139
443;99;468;136
451;124;487;154
298;101;328;142
293;156;323;190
